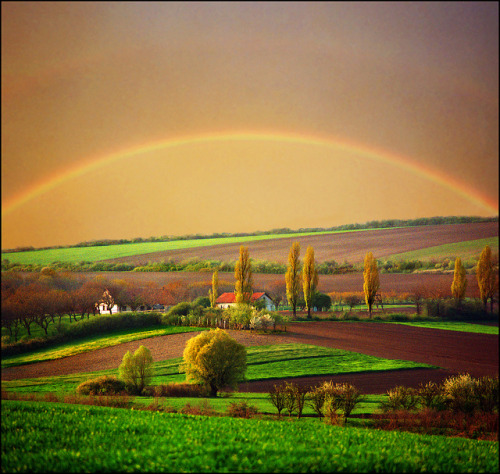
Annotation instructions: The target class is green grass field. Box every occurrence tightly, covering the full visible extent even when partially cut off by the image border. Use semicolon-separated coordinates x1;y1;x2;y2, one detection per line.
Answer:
389;321;499;335
2;400;498;473
2;231;496;267
385;237;498;263
0;229;357;265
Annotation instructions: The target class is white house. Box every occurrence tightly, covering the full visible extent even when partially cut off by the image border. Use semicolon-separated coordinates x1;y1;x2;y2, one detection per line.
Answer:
215;292;275;310
96;289;165;314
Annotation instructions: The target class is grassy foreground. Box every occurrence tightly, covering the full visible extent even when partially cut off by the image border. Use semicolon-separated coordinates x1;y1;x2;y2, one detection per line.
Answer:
2;400;498;473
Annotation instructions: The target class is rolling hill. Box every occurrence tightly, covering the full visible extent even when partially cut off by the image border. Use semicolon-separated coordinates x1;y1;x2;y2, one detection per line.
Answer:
103;221;498;265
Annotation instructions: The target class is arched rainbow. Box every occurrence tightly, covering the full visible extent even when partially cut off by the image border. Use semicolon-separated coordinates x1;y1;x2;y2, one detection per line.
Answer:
2;131;498;216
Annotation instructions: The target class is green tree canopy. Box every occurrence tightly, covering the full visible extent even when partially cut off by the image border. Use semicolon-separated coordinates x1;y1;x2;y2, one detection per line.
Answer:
118;345;154;394
180;328;247;397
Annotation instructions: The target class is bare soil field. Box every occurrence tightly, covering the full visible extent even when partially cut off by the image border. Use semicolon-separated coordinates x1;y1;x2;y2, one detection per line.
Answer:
3;322;497;395
74;270;482;297
105;221;498;265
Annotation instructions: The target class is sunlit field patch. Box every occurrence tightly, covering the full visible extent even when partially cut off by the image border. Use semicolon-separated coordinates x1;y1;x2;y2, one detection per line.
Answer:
388;321;499;335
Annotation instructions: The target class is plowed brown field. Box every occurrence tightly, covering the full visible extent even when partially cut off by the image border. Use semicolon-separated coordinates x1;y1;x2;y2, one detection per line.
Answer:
105;221;498;265
3;322;497;394
72;271;483;296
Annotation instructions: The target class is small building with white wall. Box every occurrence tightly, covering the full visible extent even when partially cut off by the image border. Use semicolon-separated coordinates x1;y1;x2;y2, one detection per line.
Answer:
215;292;275;310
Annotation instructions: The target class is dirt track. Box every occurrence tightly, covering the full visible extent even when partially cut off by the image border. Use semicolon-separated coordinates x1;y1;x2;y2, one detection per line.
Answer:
3;322;498;394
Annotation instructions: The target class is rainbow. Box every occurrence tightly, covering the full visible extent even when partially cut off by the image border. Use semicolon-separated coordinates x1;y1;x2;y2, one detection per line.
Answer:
2;131;498;216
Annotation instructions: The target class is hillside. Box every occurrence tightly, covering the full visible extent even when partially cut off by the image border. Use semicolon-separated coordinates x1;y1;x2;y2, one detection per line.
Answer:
104;221;498;265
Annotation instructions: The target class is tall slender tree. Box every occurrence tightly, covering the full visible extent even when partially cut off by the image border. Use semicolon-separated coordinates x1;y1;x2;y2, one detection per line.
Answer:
363;252;379;318
209;269;219;308
235;246;253;305
286;242;301;318
302;246;318;319
451;257;467;303
476;245;497;312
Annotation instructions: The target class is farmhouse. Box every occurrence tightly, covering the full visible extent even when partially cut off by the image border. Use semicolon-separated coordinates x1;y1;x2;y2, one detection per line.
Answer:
96;289;165;314
215;292;275;310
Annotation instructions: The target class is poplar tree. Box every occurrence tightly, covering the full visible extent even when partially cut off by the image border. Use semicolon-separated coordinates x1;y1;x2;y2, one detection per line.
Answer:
209;269;219;308
451;257;467;303
286;242;301;318
363;252;379;318
302;246;318;319
476;245;497;312
235;246;253;305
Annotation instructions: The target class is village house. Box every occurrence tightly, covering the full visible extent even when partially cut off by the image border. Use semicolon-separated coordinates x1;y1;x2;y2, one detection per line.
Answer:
215;292;275;311
96;289;165;314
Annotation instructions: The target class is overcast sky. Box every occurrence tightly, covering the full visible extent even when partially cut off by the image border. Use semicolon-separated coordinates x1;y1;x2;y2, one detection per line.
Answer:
2;2;498;248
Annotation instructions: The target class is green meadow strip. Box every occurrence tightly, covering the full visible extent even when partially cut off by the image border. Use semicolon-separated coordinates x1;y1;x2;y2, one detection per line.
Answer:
2;400;498;473
388;321;499;335
1;228;379;265
385;237;498;262
129;392;386;417
1;326;200;369
244;344;436;381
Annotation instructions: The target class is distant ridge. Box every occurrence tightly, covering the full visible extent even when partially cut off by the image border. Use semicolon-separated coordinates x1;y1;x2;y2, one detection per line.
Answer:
2;215;497;253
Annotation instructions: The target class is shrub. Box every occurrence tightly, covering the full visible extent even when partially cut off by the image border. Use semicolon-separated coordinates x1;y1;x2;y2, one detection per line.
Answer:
140;398;177;413
179;400;216;416
153;382;209;398
164;302;192;318
390;313;411;322
474;376;499;412
224;304;253;329
380;386;419;412
283;382;297;417
192;296;211;308
322;382;342;425
226;401;259;418
321;382;364;422
374;408;498;441
307;384;327;418
443;373;499;413
76;376;127;396
268;383;287;418
442;373;477;413
332;382;364;420
416;381;446;411
290;383;309;419
249;312;273;331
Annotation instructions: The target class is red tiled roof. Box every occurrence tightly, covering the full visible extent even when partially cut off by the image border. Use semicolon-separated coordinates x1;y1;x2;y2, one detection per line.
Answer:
215;292;265;304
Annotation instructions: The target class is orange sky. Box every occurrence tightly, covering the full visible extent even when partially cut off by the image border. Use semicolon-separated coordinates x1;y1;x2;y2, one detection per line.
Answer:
2;2;498;249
